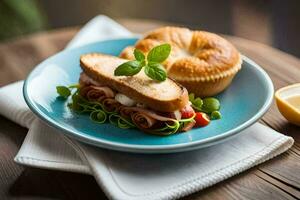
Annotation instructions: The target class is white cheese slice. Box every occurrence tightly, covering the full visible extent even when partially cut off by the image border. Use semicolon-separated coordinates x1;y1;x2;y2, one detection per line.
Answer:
115;93;136;107
174;110;182;120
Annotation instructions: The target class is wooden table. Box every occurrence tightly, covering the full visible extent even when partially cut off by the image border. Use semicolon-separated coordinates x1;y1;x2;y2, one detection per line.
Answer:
0;19;300;200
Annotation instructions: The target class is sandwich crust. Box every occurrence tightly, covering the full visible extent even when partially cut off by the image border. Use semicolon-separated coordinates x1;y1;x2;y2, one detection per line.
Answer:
120;26;242;97
80;53;189;112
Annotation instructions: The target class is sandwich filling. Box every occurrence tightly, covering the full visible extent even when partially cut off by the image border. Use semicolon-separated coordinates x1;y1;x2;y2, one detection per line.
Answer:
78;72;196;135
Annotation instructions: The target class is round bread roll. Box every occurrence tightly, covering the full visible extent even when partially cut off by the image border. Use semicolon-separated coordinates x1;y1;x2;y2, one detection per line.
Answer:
120;27;242;97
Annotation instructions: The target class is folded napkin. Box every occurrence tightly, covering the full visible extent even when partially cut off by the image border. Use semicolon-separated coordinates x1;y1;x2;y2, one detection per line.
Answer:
0;16;294;200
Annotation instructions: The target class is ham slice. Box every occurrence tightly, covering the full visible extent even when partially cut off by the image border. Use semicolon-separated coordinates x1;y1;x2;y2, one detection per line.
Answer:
119;107;176;122
102;98;121;113
118;106;178;131
80;85;115;102
181;120;196;132
79;72;102;86
119;106;136;119
131;112;157;129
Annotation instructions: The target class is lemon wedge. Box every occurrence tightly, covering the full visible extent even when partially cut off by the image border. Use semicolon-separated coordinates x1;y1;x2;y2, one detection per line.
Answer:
275;83;300;126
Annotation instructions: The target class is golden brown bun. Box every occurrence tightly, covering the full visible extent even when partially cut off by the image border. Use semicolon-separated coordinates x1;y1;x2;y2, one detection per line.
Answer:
80;53;189;112
120;26;242;97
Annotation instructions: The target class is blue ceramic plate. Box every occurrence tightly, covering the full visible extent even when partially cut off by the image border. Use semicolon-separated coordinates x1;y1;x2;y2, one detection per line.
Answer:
23;38;274;153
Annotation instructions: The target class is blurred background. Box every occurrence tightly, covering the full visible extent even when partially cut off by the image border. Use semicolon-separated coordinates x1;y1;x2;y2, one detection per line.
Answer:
0;0;299;57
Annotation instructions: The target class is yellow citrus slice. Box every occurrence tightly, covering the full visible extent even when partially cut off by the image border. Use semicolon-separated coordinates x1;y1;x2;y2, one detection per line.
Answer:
275;83;300;126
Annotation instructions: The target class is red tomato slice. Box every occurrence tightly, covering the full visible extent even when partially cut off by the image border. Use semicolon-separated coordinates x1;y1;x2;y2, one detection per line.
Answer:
181;105;195;119
194;112;210;127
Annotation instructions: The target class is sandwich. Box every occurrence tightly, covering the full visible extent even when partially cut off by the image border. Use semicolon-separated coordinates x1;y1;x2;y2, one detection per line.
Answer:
77;53;198;135
56;45;221;136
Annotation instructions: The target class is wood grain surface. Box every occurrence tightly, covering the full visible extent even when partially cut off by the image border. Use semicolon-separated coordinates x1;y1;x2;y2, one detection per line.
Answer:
0;19;299;200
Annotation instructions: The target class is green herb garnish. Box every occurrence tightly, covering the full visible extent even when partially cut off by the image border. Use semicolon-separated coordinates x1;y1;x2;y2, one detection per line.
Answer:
56;84;137;130
189;93;203;110
211;111;222;120
133;49;145;61
90;110;107;123
114;44;171;82
147;44;171;63
56;84;80;99
56;86;71;98
152;121;180;136
144;62;167;82
189;93;222;120
109;114;135;129
114;60;143;76
201;97;220;113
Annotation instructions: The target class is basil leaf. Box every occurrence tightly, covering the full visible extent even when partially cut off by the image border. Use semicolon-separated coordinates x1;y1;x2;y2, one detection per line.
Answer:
134;49;145;61
56;86;71;98
147;43;171;63
144;63;167;81
114;61;142;76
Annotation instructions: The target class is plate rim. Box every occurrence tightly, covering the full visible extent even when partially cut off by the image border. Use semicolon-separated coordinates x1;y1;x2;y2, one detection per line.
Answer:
23;38;274;153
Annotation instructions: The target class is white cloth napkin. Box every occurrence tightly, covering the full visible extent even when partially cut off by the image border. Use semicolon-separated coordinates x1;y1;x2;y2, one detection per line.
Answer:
0;16;294;200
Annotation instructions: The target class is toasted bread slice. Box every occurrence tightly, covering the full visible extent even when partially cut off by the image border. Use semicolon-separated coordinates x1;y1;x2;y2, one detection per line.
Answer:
80;53;189;112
